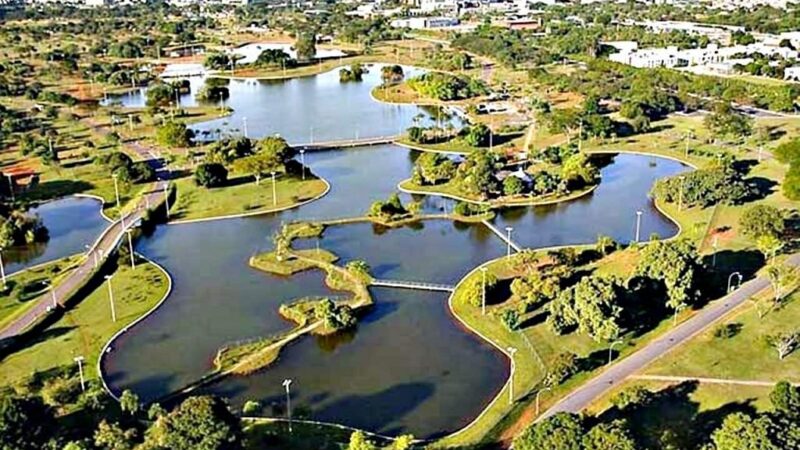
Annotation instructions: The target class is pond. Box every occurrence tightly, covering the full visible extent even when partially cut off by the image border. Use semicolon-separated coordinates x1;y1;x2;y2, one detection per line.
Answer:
5;196;107;275
101;62;691;439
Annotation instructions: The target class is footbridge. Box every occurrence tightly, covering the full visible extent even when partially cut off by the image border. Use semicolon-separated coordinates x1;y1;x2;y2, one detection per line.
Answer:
371;279;455;292
481;220;523;253
293;134;401;151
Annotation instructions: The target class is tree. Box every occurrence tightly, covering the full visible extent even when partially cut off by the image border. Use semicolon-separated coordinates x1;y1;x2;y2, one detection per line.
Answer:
258;136;294;168
144;396;243;450
465;123;491;147
119;390;139;415
463;270;498;307
757;234;784;263
711;412;780;450
207;137;254;164
145;83;175;110
392;434;415;450
739;205;784;239
195;163;228;188
513;412;583;450
766;262;796;305
156;121;194;148
414;152;456;185
561;153;598;189
295;33;316;62
547;275;623;342
347;431;377;450
704;102;753;138
765;331;799;360
232;153;280;185
503;175;525;196
582;421;638;450
456;149;497;199
635;239;699;310
770;381;800;417
0;394;55;450
94;420;136;450
596;235;616;256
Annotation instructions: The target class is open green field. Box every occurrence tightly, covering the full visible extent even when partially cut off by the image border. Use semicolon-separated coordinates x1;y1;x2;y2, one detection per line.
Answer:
0;261;169;385
0;255;82;329
170;173;327;222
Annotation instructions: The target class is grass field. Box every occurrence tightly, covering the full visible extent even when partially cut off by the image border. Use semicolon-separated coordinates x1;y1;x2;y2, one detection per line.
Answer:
0;254;82;329
0;261;169;385
170;173;327;222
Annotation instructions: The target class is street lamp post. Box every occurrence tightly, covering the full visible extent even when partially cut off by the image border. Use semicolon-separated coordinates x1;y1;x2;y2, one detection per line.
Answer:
673;304;685;327
505;226;514;257
282;379;293;433
74;356;86;392
0;248;6;290
271;172;278;207
5;174;14;202
535;386;551;416
105;275;116;322
243;117;248;138
163;184;170;220
728;271;743;293
608;339;623;365
634;210;643;243
299;149;306;181
712;235;719;268
481;267;488;315
507;346;518;405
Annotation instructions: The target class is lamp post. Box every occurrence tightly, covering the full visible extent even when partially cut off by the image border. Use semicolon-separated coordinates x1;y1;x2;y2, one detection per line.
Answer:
535;386;551;416
505;226;514;257
74;356;86;392
163;184;170;220
112;173;125;229
0;247;6;290
299;149;306;181
608;339;623;365
712;235;719;268
507;346;518;405
634;210;643;243
282;379;293;433
271;172;278;207
243;116;248;138
673;304;685;327
105;275;116;322
5;174;14;202
481;267;488;315
728;271;742;293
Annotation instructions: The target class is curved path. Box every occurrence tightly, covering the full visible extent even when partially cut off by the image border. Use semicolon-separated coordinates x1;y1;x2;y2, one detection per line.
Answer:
538;252;800;421
0;127;169;341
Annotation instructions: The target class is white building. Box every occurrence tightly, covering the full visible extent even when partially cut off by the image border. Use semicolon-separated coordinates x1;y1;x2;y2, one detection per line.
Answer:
609;42;798;69
409;0;457;12
785;66;800;81
390;16;460;29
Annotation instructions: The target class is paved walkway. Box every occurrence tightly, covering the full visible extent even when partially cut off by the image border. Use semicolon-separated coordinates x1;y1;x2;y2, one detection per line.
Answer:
536;252;800;422
0;126;169;341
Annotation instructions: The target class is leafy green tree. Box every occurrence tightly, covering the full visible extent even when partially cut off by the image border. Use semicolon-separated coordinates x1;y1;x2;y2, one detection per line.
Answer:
582;421;638;450
704;102;753;138
254;49;295;68
561;153;599;189
156;121;194;148
258;136;294;168
503;176;525;196
770;381;800;417
144;396;243;450
596;235;617;256
119;390;139;415
94;420;136;450
203;52;231;70
635;239;699;310
465;123;491;147
711;412;780;450
0;394;56;450
207;137;254;164
739;205;784;239
544;352;580;387
195;163;228;188
463;270;498;307
295;33;317;62
513;412;583;450
232;153;280;185
456;149;497;199
414;152;456;185
145;83;175;110
547;275;623;342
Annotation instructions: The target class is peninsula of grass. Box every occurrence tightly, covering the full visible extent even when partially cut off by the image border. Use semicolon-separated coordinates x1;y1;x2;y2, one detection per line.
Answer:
0;261;169;386
249;249;338;276
398;177;598;207
169;173;328;222
0;254;83;330
395;131;526;155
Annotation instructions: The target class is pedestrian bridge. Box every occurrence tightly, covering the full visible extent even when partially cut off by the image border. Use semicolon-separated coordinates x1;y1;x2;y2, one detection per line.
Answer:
293;135;400;151
371;279;455;292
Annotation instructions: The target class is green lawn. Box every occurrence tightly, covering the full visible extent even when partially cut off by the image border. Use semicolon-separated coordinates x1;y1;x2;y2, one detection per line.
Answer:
0;255;82;330
170;173;327;222
0;261;169;385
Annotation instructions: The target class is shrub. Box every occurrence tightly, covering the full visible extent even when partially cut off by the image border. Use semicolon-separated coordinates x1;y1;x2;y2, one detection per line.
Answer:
194;163;228;188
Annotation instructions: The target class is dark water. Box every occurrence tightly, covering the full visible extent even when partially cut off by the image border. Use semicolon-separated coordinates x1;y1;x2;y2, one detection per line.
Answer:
106;65;462;143
103;144;688;438
5;197;107;274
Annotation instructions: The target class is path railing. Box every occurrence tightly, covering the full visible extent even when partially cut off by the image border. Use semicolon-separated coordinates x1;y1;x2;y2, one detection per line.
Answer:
371;279;455;292
481;219;523;253
293;134;401;151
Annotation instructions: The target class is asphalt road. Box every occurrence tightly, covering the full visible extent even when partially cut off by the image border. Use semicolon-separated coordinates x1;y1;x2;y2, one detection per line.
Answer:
539;252;800;420
0;129;169;341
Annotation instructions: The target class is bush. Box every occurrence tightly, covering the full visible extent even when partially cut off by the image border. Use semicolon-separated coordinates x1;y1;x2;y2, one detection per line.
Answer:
155;121;194;148
194;163;228;188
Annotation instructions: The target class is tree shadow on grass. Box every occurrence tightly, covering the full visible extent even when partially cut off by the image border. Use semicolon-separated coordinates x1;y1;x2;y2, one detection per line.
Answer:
0;325;76;361
594;381;758;450
699;249;764;302
22;179;95;202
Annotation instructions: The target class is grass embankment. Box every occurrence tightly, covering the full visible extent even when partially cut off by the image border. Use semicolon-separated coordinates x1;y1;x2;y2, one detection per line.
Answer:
0;262;169;385
250;249;339;276
0;255;83;330
169;173;327;222
244;418;392;450
398;178;597;207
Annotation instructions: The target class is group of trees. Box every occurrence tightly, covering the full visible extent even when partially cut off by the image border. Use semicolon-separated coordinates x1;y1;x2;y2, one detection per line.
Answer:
406;73;488;101
514;380;800;450
315;298;357;332
95;151;156;185
0;390;245;450
195;136;296;189
548;275;625;342
651;158;752;208
339;64;365;83
367;193;413;221
0;209;49;248
773;137;800;200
